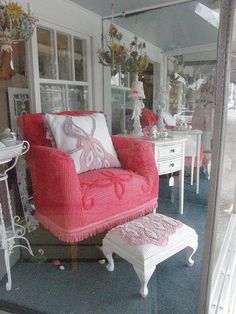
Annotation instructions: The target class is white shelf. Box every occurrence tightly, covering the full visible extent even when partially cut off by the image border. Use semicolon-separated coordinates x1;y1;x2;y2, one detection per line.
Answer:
0;140;33;291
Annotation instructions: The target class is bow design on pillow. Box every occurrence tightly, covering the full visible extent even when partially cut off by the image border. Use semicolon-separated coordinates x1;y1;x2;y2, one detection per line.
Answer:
64;116;118;172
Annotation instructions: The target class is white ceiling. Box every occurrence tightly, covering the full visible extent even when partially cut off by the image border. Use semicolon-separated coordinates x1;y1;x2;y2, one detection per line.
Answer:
71;0;219;53
71;0;236;83
71;0;215;17
110;2;218;52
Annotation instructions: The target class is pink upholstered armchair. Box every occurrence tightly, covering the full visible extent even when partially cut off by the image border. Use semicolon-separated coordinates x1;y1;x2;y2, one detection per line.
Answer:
18;110;159;266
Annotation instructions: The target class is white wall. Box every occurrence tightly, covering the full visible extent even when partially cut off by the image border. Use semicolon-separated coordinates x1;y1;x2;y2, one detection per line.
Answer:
17;0;104;112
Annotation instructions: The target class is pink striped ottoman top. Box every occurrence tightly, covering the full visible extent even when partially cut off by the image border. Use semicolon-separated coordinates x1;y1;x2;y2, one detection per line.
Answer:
109;213;183;246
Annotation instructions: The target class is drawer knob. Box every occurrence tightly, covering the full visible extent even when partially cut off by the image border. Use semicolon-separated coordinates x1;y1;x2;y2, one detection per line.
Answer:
170;163;175;167
170;149;175;153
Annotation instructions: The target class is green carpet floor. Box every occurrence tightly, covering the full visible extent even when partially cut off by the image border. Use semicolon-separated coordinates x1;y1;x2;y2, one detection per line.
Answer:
0;175;209;314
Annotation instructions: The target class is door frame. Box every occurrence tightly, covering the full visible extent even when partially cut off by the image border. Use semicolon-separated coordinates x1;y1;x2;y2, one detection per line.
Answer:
198;0;235;312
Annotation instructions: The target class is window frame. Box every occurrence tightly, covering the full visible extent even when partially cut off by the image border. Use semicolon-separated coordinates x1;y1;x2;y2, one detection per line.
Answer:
28;21;93;112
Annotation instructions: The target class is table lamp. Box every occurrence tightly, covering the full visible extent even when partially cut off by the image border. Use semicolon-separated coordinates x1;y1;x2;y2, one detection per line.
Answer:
131;80;145;136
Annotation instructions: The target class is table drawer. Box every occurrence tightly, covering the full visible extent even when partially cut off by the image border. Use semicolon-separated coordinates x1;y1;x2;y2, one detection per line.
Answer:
157;157;182;175
156;144;183;159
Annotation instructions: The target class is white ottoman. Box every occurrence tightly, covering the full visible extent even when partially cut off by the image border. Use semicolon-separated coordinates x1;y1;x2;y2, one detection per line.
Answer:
102;213;198;297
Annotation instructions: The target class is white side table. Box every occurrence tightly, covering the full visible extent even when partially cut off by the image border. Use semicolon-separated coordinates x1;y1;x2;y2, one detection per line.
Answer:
169;129;203;194
119;135;186;214
0;141;33;291
144;136;187;214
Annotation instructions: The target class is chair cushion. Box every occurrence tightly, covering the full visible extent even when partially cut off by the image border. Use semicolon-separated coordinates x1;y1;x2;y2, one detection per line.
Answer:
45;112;121;174
17;110;96;147
78;167;155;223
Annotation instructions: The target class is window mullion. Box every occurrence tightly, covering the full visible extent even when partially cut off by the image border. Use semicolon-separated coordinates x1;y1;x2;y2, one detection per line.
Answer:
65;84;69;110
71;36;75;81
54;30;59;80
119;65;121;86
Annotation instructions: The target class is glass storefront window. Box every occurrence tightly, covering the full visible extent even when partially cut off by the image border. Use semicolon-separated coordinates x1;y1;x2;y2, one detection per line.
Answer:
111;87;132;134
40;84;66;112
68;85;89;110
37;26;91;112
3;1;235;313
74;37;87;82
167;55;217;116
37;27;55;79
57;32;72;81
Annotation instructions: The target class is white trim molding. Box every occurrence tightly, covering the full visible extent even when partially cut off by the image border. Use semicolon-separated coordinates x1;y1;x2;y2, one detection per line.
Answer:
198;0;235;312
209;213;236;314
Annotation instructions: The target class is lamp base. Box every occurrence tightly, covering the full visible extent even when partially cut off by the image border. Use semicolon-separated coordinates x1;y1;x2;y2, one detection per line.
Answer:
131;128;144;137
131;108;143;137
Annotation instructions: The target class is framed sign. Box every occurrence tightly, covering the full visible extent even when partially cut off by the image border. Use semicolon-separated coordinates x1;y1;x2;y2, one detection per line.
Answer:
8;87;30;133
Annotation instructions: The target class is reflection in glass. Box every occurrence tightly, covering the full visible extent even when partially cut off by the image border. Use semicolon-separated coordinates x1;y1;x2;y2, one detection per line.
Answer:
207;6;236;312
40;84;66;112
104;3;219;311
111;88;132;134
111;65;129;87
74;37;87;81
68;85;89;110
142;62;154;109
211;8;236;270
57;32;72;80
167;55;216;116
37;27;55;79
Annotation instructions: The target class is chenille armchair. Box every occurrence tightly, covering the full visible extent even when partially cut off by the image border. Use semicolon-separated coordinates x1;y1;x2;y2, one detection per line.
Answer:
18;110;159;268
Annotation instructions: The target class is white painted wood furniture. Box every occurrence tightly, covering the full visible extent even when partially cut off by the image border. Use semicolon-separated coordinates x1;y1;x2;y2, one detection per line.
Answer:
0;140;33;291
103;213;198;297
145;136;187;214
169;129;203;194
121;135;186;214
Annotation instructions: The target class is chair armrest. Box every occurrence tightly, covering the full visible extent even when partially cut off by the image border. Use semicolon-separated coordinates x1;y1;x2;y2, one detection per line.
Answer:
27;146;83;221
112;135;159;194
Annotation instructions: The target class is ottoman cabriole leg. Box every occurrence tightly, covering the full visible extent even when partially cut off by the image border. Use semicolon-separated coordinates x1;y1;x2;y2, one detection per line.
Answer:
133;265;156;298
103;247;115;272
186;240;198;267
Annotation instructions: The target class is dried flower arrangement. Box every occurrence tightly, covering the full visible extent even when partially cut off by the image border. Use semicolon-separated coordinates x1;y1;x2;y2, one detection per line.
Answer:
97;24;128;70
97;23;149;74
0;1;38;53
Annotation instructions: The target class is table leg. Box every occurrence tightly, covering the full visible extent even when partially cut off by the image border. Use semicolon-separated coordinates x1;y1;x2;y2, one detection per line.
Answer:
196;135;201;194
103;247;115;272
179;142;185;215
133;264;156;298
191;156;194;185
4;245;12;291
179;170;184;215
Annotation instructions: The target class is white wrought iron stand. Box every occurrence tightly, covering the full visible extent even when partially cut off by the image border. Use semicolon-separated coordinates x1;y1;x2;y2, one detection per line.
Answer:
0;141;33;291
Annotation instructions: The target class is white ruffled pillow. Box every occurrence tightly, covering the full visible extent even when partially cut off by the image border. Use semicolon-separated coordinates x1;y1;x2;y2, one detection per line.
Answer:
45;113;121;174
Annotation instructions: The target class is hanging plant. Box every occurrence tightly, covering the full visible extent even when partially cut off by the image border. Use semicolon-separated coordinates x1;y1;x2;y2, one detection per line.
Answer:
125;36;149;74
0;1;38;53
97;24;150;74
97;23;128;70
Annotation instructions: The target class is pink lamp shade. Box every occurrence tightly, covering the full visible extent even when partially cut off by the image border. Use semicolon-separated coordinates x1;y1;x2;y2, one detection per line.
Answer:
131;81;145;99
